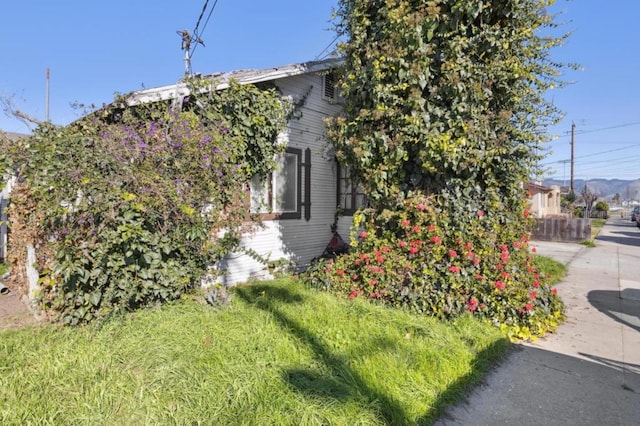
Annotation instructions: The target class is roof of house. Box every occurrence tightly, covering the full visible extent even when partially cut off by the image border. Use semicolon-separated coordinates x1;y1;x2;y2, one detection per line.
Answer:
127;57;344;106
525;181;553;193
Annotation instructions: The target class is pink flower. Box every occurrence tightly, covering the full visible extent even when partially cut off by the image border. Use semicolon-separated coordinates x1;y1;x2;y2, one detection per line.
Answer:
500;244;508;252
430;236;442;244
398;241;408;248
401;220;410;227
468;297;478;311
531;247;537;253
529;291;537;300
337;269;344;276
497;263;504;270
476;210;485;217
501;252;509;263
494;280;505;290
473;257;481;265
427;225;436;232
409;246;419;254
525;303;533;311
416;203;426;211
359;231;368;239
533;280;540;288
412;225;421;233
449;265;461;273
524;209;530;218
465;242;473;250
449;250;458;259
551;288;558;295
375;255;384;263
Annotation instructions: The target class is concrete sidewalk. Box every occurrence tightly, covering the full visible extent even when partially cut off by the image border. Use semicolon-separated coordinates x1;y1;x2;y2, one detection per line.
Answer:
436;218;640;425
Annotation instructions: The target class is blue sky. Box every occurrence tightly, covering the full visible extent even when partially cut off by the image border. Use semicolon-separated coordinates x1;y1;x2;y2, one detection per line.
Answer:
1;1;639;180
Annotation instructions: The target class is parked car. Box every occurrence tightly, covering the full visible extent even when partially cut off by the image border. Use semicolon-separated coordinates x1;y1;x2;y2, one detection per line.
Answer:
631;206;640;222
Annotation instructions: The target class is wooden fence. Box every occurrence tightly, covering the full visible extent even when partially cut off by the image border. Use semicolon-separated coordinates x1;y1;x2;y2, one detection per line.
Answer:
530;217;591;242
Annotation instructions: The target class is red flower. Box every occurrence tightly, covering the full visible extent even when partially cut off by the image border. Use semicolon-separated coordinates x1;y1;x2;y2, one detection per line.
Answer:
449;265;461;273
401;220;410;227
430;236;442;244
496;263;504;270
398;241;408;248
348;289;362;300
501;271;510;279
359;231;368;239
524;209;530;218
468;297;478;311
370;279;378;286
412;225;421;233
551;288;558;295
533;280;540;288
513;241;522;249
354;259;361;266
494;280;505;290
501;252;509;263
525;303;533;311
416;203;426;211
381;246;390;253
476;210;485;217
427;225;436;232
529;291;537;300
337;269;344;276
409;246;419;254
500;244;508;252
375;255;384;263
475;274;484;281
449;250;458;259
531;247;537;253
473;257;481;266
465;242;473;250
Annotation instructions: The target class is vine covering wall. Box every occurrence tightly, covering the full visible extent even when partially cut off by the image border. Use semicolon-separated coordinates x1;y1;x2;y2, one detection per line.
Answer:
0;79;291;325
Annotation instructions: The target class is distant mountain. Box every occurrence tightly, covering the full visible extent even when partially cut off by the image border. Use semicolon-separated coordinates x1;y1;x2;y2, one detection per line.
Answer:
542;178;640;200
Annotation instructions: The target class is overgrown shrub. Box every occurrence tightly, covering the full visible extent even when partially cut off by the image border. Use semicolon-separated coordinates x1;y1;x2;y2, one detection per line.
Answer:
0;79;290;324
305;197;564;341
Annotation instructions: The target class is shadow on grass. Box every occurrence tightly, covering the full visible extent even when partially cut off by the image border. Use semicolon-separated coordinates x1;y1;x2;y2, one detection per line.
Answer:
235;284;509;425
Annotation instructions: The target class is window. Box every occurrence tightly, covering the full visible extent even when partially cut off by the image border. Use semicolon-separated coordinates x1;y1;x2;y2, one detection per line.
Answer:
322;71;343;102
251;148;302;219
337;163;366;215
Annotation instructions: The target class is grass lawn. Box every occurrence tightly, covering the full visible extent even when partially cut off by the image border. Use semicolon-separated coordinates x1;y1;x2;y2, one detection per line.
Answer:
0;277;509;425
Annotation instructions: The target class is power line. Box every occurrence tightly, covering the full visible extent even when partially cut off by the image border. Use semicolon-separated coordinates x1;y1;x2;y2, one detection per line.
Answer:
540;142;640;165
190;0;219;58
315;34;342;60
553;120;640;139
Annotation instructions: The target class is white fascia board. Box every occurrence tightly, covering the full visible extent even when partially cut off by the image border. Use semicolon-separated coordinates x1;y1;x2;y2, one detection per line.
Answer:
126;58;344;106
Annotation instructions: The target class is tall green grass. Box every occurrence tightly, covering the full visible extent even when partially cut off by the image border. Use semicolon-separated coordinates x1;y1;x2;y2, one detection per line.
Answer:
0;277;508;425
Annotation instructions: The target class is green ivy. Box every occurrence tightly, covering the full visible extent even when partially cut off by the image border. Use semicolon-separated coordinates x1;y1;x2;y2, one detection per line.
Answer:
311;0;572;339
1;78;291;325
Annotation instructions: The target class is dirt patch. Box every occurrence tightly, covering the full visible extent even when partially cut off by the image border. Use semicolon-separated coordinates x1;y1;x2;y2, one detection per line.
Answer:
0;290;40;330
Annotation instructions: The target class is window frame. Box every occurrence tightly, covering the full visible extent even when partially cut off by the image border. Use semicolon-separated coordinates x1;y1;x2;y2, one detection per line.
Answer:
251;147;302;220
336;162;366;216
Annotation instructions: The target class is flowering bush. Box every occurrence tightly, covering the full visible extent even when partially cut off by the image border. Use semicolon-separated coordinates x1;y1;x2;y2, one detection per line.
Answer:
1;78;290;325
305;196;564;341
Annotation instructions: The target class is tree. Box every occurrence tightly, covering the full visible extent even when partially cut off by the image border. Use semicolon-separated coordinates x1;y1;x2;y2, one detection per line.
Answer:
310;0;571;340
581;185;598;218
328;0;569;214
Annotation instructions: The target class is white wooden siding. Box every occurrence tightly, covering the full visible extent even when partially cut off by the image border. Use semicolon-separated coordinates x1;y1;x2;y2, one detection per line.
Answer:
216;72;350;285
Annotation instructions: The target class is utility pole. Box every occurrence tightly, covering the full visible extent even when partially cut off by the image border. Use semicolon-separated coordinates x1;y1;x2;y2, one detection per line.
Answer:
570;122;575;194
45;68;50;122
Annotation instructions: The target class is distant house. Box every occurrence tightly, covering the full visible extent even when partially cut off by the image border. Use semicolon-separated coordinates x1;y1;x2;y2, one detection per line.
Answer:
129;58;362;284
525;182;562;218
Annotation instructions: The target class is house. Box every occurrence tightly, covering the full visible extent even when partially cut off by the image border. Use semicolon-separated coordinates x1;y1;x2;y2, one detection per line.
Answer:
129;58;362;285
0;131;28;263
525;182;562;218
